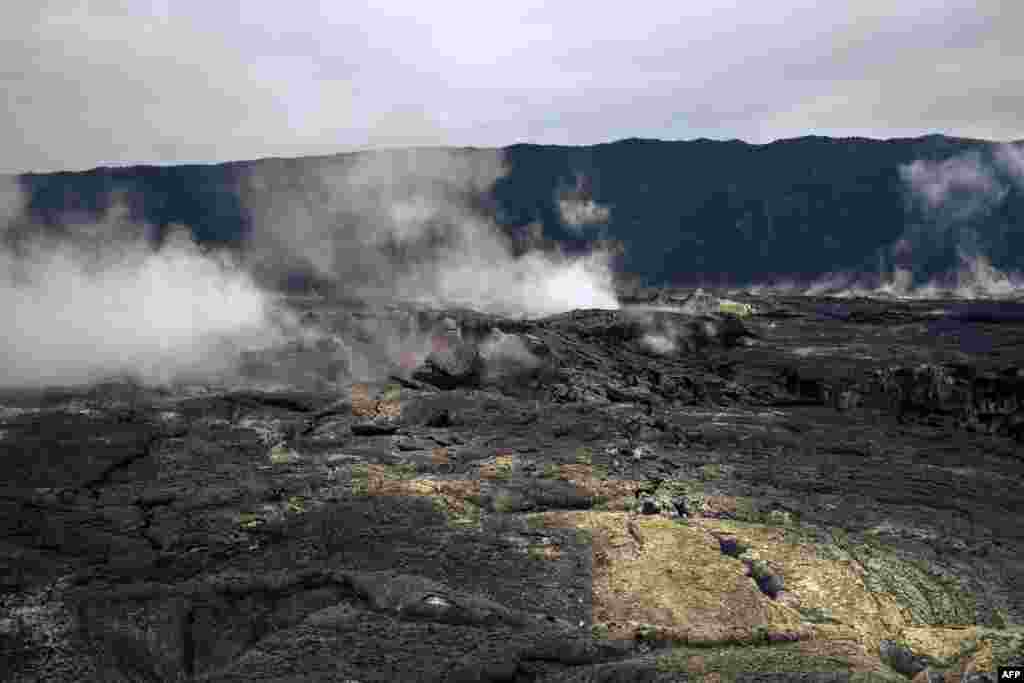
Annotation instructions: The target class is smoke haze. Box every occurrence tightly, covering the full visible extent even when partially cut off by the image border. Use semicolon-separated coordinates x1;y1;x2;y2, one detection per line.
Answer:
899;151;1007;218
242;148;619;317
12;136;1023;391
1;146;621;389
0;197;275;387
0;177;22;231
741;144;1024;301
558;198;611;233
557;174;611;235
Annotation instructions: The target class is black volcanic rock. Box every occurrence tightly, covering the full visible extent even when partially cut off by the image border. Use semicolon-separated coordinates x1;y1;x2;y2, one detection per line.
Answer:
879;639;927;677
411;339;485;390
350;420;399;436
2;291;1024;681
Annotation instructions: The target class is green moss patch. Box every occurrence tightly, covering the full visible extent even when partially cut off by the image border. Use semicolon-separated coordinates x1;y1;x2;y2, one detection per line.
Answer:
268;444;302;464
656;640;903;681
824;529;978;626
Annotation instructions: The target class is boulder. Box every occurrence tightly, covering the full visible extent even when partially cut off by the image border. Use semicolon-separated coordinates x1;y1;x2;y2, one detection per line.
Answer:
880;639;928;678
411;340;484;390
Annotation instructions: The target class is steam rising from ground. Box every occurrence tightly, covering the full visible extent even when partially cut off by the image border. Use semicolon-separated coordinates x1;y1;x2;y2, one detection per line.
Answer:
794;254;1024;300
478;329;541;380
1;148;619;388
413;250;618;316
741;143;1024;301
640;331;678;355
0;177;22;228
0;200;274;387
739;253;1024;301
243;149;619;317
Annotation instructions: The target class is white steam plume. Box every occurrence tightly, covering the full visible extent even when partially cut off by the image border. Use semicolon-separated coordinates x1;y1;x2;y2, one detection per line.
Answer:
756;144;1024;301
899;151;1007;218
0;198;275;387
889;144;1024;299
640;332;678;355
478;328;541;381
997;143;1024;185
781;254;1024;301
0;176;23;232
557;174;611;234
242;148;619;318
558;198;611;232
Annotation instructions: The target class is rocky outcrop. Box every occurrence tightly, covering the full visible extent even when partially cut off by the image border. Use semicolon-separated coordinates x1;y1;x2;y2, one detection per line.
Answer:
780;362;1024;441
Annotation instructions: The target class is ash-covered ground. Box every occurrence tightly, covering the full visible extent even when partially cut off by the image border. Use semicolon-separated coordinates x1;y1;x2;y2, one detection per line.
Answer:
2;286;1023;682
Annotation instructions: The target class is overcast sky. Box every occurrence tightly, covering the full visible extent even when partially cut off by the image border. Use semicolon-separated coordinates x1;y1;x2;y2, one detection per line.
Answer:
3;0;1022;173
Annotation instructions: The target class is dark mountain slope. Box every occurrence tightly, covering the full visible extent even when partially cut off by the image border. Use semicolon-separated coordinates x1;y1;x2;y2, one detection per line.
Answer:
10;135;1024;286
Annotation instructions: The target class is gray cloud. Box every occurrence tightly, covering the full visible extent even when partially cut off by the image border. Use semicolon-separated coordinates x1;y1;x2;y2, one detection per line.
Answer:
2;1;1023;173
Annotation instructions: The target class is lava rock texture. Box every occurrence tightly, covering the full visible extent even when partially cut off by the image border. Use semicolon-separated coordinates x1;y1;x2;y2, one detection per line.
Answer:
2;291;1023;682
